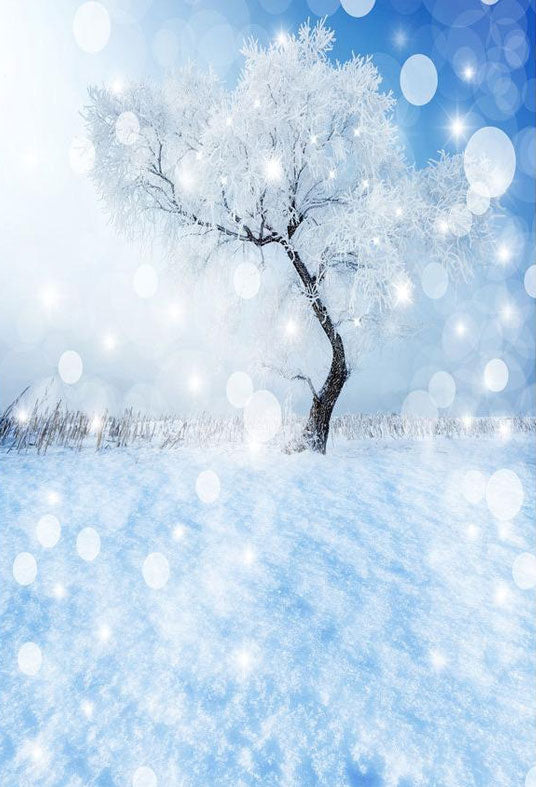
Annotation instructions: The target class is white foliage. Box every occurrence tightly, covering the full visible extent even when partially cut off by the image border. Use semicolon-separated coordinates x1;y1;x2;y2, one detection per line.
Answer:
85;21;494;390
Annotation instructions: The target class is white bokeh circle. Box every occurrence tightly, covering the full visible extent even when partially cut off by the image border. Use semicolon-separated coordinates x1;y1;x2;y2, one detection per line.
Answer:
486;469;523;521
461;470;487;504
133;265;158;298
484;358;509;392
18;642;42;676
421;263;448;299
428;371;456;408
115;112;140;146
401;390;438;419
524;265;536;298
76;527;101;561
73;2;111;54
466;186;490;216
36;514;61;549
341;0;376;18
243;390;282;442
132;766;158;787
464;127;516;199
196;470;221;504
13;552;37;586
448;204;473;237
226;372;253;408
526;766;536;787
233;262;261;299
400;55;438;106
58;350;83;384
142;553;170;589
512;553;536;590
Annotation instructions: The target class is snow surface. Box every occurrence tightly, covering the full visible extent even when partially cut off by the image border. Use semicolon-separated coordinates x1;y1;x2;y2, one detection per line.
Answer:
1;437;534;786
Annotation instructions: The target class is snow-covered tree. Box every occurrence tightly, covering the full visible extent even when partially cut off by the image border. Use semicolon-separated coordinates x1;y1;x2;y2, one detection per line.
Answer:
86;22;493;453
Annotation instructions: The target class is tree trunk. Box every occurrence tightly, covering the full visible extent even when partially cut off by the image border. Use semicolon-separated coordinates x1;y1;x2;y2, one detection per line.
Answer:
300;333;348;453
280;240;349;454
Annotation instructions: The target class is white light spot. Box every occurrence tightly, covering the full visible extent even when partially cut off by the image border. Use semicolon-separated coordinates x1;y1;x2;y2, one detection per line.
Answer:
36;515;61;549
16;409;29;424
467;524;480;541
243;545;256;565
47;491;61;505
226;372;253;408
102;333;117;351
53;583;66;600
172;524;186;541
328;168;336;180
486;469;523;521
462;415;473;428
132;766;158;787
463;65;475;81
81;700;94;719
464;126;516;199
498;420;511;440
133;265;158;298
233;262;261;299
18;642;42;676
90;415;103;432
524;265;536;298
187;374;202;394
461;469;487;504
115;111;140;146
395;280;413;305
263;157;283;183
58;350;83;384
428;371;456;408
421;263;448;299
196;470;221;504
284;318;298;337
512;553;536;590
435;217;449;235
235;648;253;672
450;116;466;139
341;0;376;18
494;581;511;607
400;54;438;106
76;527;101;561
430;650;447;670
69;136;95;175
244;390;282;443
13;553;37;586
73;2;111;54
142;552;170;590
110;77;124;95
97;623;111;643
40;285;59;309
496;244;511;265
484;358;509;392
455;320;466;336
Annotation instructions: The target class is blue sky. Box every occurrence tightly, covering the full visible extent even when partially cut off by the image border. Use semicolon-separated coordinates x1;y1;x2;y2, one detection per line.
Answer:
0;0;534;418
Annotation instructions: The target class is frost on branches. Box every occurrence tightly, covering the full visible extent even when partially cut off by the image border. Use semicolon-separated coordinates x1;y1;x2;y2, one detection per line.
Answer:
86;22;494;453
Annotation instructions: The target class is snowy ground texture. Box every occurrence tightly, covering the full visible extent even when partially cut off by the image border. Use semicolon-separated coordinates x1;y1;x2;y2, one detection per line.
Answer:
1;437;535;786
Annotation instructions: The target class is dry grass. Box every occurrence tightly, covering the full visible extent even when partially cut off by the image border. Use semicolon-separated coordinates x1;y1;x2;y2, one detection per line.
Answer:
1;391;533;454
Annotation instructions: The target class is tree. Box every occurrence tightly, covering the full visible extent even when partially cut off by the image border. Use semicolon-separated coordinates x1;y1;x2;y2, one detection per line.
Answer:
86;22;493;453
